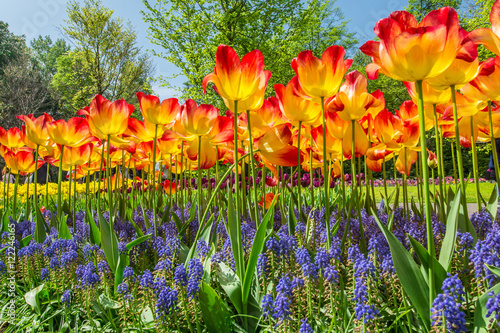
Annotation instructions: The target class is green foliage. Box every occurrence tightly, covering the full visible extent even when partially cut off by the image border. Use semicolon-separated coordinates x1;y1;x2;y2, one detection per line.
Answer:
142;0;357;110
406;0;462;21
52;0;154;115
0;21;25;73
30;36;70;80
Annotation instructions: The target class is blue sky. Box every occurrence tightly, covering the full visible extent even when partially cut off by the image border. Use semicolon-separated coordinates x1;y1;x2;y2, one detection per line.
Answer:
1;0;409;98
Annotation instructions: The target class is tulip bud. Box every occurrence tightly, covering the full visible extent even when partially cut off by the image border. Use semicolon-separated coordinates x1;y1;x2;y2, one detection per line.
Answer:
427;149;438;169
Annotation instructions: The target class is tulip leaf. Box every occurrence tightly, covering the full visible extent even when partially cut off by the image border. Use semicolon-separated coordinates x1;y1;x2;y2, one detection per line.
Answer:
199;282;232;333
438;189;461;271
58;214;72;240
473;282;500;333
2;209;10;233
126;234;152;252
98;209;119;273
34;207;47;244
372;210;430;329
242;195;276;307
24;284;45;315
287;195;296;235
486;264;500;279
126;210;144;238
408;235;447;296
486;184;498;222
20;234;32;248
138;197;151;231
217;262;243;315
226;188;245;280
87;207;101;246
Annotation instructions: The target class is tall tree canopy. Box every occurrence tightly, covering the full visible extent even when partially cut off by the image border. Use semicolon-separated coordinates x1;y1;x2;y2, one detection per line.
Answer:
52;0;154;115
0;21;25;73
142;0;357;109
30;36;70;80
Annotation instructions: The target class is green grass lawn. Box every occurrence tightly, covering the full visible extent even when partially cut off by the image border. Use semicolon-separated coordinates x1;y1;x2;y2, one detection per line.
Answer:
370;181;497;203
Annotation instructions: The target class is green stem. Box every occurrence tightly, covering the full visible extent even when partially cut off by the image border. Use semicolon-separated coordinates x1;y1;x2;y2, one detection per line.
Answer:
152;125;158;236
450;86;470;228
433;105;446;220
233;100;244;279
470;116;481;212
13;173;19;218
488;101;500;185
321;96;331;248
297;121;303;223
197;135;203;225
34;145;39;217
246;109;260;225
57;145;65;223
309;126;315;208
416;80;435;312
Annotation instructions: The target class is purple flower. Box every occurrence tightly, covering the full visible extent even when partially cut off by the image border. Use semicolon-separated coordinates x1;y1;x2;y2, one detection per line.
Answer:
299;318;314;333
41;267;49;281
430;274;467;332
296;247;317;279
273;274;293;322
187;259;204;299
486;290;500;326
117;282;133;302
140;270;154;289
61;290;71;304
156;286;178;319
174;264;187;287
76;263;100;288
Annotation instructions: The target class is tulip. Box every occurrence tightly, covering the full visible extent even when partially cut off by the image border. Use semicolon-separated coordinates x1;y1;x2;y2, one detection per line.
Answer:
464;0;500;56
258;124;303;167
137;92;180;126
275;77;321;126
0;126;25;149
162;179;180;195
3;150;43;176
258;192;280;209
17;113;54;148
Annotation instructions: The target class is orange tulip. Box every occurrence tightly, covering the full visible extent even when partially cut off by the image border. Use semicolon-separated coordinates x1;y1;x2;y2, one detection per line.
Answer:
327;70;384;121
162;179;180;195
397;100;434;130
404;81;451;107
461;57;500;102
325;111;349;140
180;99;219;137
61;143;94;170
203;45;271;108
427;149;438;169
258;193;280;209
257;124;303;167
125;118;168;142
3;150;43;176
373;109;402;144
0;127;25;149
275;77;321;126
464;0;500;56
17;113;54;147
360;8;460;82
47;117;94;147
77;95;134;138
291;45;352;99
137;92;180;126
425;30;480;90
311;125;342;157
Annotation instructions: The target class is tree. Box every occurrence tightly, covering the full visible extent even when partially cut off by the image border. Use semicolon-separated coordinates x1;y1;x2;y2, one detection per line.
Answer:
30;36;70;80
52;0;154;114
460;0;496;61
406;0;462;21
0;21;26;73
0;52;55;129
142;0;357;109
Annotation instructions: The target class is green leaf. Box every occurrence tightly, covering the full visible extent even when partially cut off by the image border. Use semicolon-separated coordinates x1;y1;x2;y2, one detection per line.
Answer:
226;188;244;280
138;197;151;230
372;210;430;329
287;195;296;235
486;184;498;221
473;282;500;333
408;235;447;297
438;189;461;271
20;234;32;248
24;284;45;315
34;207;48;244
98;293;121;310
486;264;500;279
58;214;71;240
126;234;151;252
199;282;232;333
217;262;243;315
2;209;10;233
98;209;119;273
86;207;101;246
242;195;276;307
